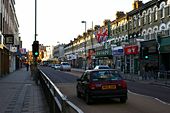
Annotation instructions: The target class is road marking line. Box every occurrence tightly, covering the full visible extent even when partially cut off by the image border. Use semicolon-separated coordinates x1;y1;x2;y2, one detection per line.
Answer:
128;90;170;106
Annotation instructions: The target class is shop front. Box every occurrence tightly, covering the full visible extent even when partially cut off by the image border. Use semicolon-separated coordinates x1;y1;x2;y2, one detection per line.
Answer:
0;45;9;76
140;40;159;75
124;45;139;74
160;36;170;71
95;48;113;68
112;46;124;72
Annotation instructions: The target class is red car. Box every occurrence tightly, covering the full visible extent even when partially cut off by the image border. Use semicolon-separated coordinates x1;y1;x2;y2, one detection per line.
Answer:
76;69;127;104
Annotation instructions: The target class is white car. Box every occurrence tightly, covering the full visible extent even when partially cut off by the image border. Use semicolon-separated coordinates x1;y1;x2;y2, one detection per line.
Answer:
94;65;110;69
60;62;71;71
54;64;61;70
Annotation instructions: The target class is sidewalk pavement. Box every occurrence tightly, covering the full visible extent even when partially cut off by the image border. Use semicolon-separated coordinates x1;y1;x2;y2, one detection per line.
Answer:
71;68;170;87
0;68;49;113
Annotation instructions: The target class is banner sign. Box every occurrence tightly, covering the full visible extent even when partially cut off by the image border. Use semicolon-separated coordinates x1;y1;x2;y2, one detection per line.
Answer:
112;46;123;56
4;34;14;44
124;45;139;55
10;47;17;52
20;48;26;54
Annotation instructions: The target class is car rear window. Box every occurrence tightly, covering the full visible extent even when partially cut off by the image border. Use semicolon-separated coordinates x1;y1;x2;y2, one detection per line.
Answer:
99;66;110;69
62;63;69;65
90;70;122;81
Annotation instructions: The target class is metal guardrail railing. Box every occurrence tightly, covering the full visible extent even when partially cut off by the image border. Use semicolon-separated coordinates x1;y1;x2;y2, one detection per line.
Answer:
38;69;84;113
158;71;170;79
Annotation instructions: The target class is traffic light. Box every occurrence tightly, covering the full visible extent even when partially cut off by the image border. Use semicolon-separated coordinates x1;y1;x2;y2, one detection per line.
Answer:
32;41;39;57
143;47;149;60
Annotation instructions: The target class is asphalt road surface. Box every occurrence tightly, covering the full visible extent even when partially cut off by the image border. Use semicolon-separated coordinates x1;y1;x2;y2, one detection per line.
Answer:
40;66;170;113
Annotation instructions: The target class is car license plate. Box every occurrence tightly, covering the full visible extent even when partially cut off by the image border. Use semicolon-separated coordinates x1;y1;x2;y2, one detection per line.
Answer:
102;85;116;90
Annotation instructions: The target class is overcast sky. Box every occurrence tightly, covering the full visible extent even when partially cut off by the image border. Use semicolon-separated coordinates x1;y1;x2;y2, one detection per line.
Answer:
15;0;149;51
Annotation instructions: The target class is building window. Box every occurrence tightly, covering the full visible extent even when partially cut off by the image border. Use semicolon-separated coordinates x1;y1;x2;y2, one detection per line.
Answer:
168;24;170;36
133;16;136;28
112;29;114;35
148;10;152;24
142;30;147;40
125;23;128;31
143;12;147;25
129;20;132;30
160;6;165;18
148;29;152;40
160;3;165;18
154;7;158;21
120;25;122;32
138;14;141;26
168;5;170;16
122;25;124;32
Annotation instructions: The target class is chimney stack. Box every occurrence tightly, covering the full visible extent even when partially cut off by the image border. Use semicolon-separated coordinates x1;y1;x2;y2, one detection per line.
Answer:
133;0;143;10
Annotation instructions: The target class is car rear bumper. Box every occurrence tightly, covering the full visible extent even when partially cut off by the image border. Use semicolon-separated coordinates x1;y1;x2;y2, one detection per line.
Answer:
61;68;71;71
88;89;127;99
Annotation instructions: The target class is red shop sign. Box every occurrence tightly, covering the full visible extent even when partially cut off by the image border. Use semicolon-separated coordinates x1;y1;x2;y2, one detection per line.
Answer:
124;45;139;55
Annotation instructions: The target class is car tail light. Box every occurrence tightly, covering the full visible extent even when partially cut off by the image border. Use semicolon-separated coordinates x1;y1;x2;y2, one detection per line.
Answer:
120;80;127;89
88;83;96;90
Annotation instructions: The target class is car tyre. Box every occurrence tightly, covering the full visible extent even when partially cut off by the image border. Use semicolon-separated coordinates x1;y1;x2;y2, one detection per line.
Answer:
120;97;127;103
76;90;81;98
85;93;92;105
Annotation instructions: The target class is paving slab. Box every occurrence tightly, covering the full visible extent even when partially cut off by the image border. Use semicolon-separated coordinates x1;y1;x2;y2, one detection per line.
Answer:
0;68;49;113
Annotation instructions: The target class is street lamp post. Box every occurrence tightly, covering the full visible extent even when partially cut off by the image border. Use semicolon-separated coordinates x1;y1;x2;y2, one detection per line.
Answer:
81;21;87;70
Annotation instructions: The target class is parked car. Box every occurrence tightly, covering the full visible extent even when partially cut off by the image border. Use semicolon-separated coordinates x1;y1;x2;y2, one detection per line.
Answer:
76;69;127;104
94;65;110;69
60;62;71;71
51;64;55;68
54;64;61;70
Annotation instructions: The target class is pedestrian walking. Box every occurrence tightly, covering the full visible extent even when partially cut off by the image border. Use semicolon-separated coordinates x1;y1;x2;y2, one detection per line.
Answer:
143;63;149;80
26;62;29;71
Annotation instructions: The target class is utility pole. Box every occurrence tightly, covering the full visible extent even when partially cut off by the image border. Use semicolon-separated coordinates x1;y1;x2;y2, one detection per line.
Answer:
91;21;94;49
35;0;37;41
31;0;39;84
81;21;87;70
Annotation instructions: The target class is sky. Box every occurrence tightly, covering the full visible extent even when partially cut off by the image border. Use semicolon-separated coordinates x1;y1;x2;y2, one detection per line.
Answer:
15;0;149;51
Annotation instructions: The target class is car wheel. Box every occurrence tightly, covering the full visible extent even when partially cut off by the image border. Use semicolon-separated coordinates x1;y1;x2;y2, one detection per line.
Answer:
120;97;127;103
85;93;92;105
76;90;81;98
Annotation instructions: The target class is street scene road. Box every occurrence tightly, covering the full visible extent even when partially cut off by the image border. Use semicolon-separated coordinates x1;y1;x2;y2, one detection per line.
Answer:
40;66;170;113
1;1;170;113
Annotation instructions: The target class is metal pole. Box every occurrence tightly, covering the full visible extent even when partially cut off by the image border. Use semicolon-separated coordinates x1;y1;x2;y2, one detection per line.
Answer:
81;21;87;70
91;21;93;49
35;0;37;41
33;0;38;84
85;22;87;70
